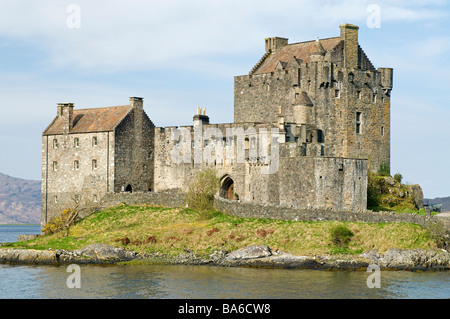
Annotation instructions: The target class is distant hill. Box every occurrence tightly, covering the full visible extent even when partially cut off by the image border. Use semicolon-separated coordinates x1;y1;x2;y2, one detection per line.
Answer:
424;196;450;213
0;173;41;224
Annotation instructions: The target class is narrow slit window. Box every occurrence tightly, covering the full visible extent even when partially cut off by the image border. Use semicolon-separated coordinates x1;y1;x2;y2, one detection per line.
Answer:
53;139;58;149
92;159;97;170
74;138;79;148
74;160;79;170
53;161;58;171
92;136;98;147
356;112;362;134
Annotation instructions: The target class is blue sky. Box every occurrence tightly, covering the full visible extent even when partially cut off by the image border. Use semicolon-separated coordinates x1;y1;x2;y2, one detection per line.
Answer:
0;0;449;199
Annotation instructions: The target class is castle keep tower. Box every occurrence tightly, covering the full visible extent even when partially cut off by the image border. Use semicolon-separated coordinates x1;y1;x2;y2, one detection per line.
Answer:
234;23;392;173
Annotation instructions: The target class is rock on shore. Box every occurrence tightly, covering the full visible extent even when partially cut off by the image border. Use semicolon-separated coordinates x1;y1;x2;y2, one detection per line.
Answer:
163;245;450;271
359;248;450;270
0;244;138;265
0;244;449;270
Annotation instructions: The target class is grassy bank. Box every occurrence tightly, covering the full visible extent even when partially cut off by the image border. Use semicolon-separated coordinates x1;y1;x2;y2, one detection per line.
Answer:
8;203;438;257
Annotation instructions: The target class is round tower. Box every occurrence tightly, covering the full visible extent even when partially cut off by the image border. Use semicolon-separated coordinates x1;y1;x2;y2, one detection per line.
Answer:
292;91;313;124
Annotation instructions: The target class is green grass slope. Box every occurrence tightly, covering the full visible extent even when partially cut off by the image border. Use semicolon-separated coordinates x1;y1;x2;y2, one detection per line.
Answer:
9;204;437;257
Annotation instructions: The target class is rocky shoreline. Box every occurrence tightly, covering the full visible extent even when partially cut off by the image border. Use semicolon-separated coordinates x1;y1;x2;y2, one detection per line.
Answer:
0;243;449;271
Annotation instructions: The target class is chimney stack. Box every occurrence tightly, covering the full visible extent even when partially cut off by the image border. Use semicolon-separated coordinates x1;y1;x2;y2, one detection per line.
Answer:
57;103;74;134
193;107;209;125
339;23;359;69
130;97;143;110
265;37;288;53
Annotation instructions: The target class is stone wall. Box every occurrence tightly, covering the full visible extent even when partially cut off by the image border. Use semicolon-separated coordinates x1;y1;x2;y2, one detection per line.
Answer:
233;24;391;174
151;119;367;212
41;131;114;227
99;189;185;209
214;196;437;228
114;103;155;193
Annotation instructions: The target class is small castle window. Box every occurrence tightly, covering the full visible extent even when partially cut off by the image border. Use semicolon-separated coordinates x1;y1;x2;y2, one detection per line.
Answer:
92;136;98;147
93;195;98;203
334;90;340;98
357;91;361;99
356;112;362;134
74;138;79;148
54;195;58;204
372;94;377;104
92;159;97;170
52;161;58;171
53;139;58;149
381;126;384;136
74;160;79;170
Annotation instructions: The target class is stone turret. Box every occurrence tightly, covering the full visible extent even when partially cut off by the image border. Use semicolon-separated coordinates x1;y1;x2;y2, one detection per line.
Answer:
292;91;313;124
379;67;393;90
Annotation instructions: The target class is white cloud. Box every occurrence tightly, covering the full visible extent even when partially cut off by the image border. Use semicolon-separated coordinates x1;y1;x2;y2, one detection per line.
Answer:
0;0;446;73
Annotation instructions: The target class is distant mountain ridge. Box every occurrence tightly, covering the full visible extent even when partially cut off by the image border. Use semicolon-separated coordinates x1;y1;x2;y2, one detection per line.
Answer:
424;196;450;213
0;173;41;224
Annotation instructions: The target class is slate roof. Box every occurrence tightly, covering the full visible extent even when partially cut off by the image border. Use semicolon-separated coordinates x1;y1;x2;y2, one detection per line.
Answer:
252;37;341;75
43;105;133;135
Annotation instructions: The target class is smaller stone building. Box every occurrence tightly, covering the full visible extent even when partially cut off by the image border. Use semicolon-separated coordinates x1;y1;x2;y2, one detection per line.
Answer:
41;97;154;226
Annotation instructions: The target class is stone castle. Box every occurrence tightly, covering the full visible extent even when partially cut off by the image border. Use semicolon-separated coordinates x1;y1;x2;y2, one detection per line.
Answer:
41;24;392;227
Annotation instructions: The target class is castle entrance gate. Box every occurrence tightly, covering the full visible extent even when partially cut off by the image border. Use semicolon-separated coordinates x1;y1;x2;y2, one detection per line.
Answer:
220;176;234;200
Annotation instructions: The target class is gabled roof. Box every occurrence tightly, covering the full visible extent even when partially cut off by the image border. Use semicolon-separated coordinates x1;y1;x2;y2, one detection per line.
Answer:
252;37;341;75
43;105;133;135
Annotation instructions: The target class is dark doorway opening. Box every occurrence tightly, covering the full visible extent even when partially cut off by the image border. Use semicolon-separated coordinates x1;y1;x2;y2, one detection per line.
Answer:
220;176;235;200
125;184;132;193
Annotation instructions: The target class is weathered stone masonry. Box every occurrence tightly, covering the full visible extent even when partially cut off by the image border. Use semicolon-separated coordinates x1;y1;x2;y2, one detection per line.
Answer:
41;97;154;226
41;24;390;228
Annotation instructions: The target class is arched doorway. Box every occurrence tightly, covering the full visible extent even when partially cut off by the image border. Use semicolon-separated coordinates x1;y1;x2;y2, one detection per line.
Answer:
125;184;132;193
220;176;234;200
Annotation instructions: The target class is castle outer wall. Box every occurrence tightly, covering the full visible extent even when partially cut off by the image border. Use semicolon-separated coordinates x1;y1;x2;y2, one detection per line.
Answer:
152;121;367;212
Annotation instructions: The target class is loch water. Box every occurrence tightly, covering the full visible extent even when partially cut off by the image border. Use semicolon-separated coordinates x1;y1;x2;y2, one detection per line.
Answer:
0;225;448;299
